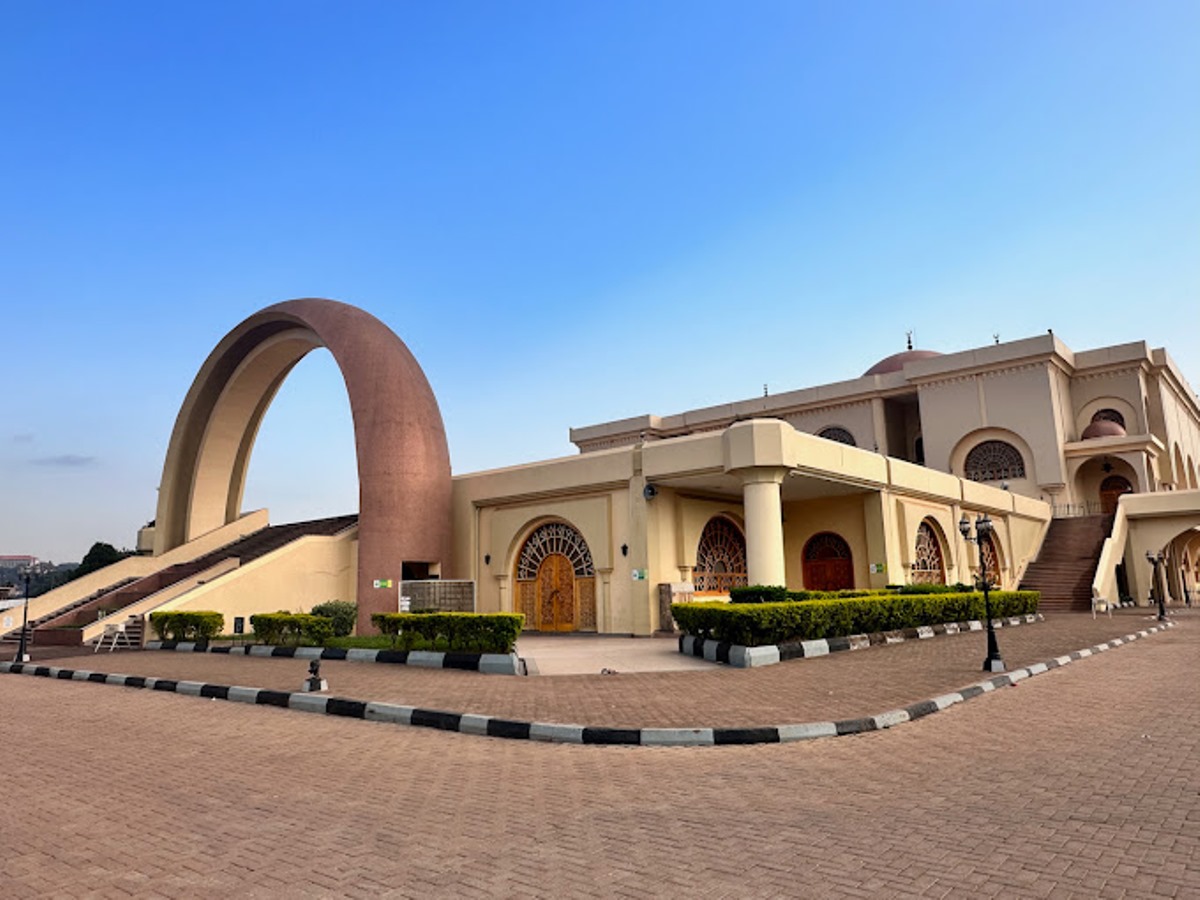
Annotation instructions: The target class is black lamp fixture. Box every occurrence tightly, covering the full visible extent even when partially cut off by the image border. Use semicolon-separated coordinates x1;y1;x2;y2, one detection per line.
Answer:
484;554;491;566
1145;550;1167;622
620;544;629;557
958;513;1005;672
15;569;31;663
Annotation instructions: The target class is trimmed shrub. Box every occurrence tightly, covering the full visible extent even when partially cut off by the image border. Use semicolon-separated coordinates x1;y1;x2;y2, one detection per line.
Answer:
900;582;973;594
671;590;1040;646
371;612;524;653
729;585;790;604
149;610;225;642
309;600;357;637
250;612;335;647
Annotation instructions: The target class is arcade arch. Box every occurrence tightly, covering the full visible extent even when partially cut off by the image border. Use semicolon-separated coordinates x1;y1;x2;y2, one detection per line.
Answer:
911;519;947;585
802;532;854;591
513;520;597;632
694;516;748;594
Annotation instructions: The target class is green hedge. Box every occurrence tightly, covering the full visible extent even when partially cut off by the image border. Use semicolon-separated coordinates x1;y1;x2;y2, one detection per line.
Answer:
250;612;335;647
671;591;1040;646
149;610;225;642
371;612;524;653
729;585;893;604
309;600;357;637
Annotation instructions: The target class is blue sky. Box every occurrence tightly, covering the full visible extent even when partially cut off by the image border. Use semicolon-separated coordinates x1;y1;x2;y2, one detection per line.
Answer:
2;1;1197;562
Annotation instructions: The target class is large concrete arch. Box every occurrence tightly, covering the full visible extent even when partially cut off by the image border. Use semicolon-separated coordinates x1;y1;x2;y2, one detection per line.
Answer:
153;298;452;629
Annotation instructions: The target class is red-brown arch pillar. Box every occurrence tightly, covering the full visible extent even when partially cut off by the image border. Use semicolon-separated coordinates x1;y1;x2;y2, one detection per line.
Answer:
153;298;452;633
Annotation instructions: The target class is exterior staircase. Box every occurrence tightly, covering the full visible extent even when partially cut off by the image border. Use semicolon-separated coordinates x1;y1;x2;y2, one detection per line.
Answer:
1019;515;1113;613
15;514;359;648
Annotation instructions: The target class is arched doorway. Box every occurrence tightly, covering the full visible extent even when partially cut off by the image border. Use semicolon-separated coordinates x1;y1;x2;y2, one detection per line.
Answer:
514;522;597;632
1100;475;1133;514
979;532;1002;589
912;520;946;585
802;532;854;591
694;517;747;594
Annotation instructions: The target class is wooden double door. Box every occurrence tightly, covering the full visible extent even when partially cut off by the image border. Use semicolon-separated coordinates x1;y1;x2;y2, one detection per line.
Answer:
516;553;598;632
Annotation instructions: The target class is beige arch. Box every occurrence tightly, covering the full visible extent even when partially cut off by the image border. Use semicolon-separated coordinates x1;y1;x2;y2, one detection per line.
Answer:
153;298;452;631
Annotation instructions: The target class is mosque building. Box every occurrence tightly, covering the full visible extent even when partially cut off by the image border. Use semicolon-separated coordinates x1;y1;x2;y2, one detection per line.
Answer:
4;300;1198;646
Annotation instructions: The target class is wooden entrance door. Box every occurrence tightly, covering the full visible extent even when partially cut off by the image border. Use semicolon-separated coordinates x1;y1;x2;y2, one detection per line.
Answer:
1099;475;1133;514
536;553;576;632
802;532;854;591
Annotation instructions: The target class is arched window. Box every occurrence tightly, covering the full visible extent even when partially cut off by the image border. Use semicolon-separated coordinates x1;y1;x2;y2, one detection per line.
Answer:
818;426;856;447
912;520;946;585
517;522;595;578
802;532;854;591
979;532;1001;589
694;517;747;593
1091;408;1126;429
964;440;1026;482
515;522;596;632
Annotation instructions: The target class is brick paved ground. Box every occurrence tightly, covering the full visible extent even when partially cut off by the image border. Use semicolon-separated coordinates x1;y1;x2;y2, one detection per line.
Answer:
0;611;1196;897
27;610;1174;728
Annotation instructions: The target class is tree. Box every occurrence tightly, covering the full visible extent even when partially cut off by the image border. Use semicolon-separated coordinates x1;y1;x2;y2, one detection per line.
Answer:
68;542;132;581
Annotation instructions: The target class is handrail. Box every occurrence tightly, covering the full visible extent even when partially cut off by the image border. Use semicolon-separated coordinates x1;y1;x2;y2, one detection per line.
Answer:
1091;503;1128;618
78;558;240;645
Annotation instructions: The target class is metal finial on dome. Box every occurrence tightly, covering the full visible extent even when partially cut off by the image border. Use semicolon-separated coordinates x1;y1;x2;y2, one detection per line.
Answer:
906;330;913;351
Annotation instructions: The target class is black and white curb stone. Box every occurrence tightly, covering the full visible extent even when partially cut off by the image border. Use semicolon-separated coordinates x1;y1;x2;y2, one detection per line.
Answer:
680;613;1044;667
145;641;524;676
2;623;1172;747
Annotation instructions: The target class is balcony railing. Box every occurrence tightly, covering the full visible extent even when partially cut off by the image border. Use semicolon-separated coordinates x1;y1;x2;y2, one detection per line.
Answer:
693;572;748;594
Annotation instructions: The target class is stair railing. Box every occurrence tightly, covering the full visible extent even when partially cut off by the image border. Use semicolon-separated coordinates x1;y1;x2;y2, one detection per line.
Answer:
1091;503;1128;618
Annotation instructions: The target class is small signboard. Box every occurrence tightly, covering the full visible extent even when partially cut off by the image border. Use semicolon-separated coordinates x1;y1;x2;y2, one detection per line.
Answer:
869;563;887;574
373;579;394;589
630;568;648;581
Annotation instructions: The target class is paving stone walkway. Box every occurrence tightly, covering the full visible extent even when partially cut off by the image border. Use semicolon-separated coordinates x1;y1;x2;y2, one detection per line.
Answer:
27;610;1173;728
1;610;1195;897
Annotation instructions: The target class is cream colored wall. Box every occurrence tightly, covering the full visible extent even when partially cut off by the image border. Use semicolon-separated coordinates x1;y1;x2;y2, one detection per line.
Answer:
944;428;1040;498
919;365;1067;497
783;496;871;590
170;530;357;632
781;401;877;451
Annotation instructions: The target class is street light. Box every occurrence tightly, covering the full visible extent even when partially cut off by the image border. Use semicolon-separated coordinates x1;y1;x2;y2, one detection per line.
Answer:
15;569;31;663
1145;551;1167;622
959;513;1005;673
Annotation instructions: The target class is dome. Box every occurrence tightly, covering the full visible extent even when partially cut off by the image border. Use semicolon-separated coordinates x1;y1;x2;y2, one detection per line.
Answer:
863;349;942;376
1082;419;1126;439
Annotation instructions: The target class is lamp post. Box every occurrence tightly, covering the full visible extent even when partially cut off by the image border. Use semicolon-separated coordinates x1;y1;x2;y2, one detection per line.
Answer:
959;513;1005;673
16;569;31;663
1145;551;1167;622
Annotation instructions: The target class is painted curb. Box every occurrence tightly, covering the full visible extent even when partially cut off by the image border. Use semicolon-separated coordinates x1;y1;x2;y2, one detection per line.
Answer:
680;613;1043;668
145;641;525;676
3;622;1174;748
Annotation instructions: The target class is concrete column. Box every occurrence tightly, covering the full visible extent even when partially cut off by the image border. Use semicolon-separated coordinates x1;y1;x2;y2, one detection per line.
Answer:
871;397;889;456
740;467;788;586
496;574;510;615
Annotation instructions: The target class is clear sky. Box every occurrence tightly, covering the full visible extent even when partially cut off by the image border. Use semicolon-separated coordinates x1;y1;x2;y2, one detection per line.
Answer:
3;1;1197;563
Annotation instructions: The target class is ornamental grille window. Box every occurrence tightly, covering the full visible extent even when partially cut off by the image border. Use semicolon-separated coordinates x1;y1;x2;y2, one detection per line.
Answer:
818;426;856;447
1091;409;1126;428
964;440;1026;482
694;517;748;592
803;532;852;561
912;521;946;585
980;533;1001;588
516;523;595;580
